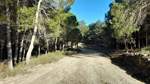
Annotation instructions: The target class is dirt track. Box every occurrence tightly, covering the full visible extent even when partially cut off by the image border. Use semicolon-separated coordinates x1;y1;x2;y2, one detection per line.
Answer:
0;48;145;84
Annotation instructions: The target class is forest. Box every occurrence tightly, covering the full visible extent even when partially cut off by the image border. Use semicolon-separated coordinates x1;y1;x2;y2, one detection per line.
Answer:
0;0;150;81
0;0;82;70
82;0;150;51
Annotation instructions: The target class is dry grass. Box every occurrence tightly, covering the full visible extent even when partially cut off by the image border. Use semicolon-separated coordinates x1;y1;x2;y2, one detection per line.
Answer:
0;61;8;78
0;51;64;78
0;61;28;78
0;50;79;78
140;47;150;54
29;51;64;66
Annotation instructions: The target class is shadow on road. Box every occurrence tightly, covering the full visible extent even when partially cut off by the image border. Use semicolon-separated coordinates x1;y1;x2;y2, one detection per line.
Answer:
66;50;106;58
69;43;149;84
111;55;150;84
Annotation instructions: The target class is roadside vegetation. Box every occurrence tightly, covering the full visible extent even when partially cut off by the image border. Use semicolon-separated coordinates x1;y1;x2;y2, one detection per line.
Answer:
0;52;61;78
0;49;79;78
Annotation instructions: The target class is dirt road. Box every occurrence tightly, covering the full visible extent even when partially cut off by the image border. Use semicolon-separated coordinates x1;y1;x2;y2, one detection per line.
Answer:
0;48;144;84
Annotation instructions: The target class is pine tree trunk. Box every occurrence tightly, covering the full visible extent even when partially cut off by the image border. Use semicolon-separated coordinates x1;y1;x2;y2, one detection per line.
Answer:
20;48;23;62
138;32;141;48
116;41;119;50
55;37;58;51
26;0;42;65
21;48;26;62
18;30;26;63
38;45;40;56
131;44;133;49
6;3;13;70
62;42;65;51
95;36;97;44
71;41;73;48
38;25;41;56
0;44;4;61
60;44;62;50
76;42;78;49
14;0;19;64
67;28;69;48
58;38;60;50
124;39;128;53
14;31;19;64
146;29;148;47
46;39;49;54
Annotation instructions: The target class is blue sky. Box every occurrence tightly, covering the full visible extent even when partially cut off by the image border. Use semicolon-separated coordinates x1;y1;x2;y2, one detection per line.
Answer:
70;0;114;25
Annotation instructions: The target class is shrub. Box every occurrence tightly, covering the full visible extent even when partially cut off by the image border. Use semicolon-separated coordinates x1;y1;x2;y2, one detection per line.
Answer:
0;51;64;78
29;52;64;66
63;48;81;55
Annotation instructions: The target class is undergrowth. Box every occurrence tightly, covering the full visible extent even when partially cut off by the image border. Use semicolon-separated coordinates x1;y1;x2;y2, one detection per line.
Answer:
0;61;28;78
140;47;150;54
64;48;81;55
29;51;64;66
0;49;79;78
0;51;64;78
